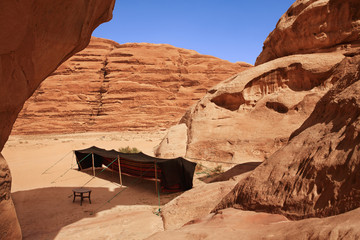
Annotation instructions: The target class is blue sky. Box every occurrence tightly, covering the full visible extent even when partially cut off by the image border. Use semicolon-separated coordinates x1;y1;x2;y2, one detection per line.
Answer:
93;1;295;65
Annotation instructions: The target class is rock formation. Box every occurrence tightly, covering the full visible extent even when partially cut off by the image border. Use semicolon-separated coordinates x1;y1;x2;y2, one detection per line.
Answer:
215;52;360;219
161;181;239;230
0;1;115;239
156;52;345;162
156;0;360;163
211;0;360;220
11;37;251;135
256;0;360;65
148;207;360;240
157;0;360;222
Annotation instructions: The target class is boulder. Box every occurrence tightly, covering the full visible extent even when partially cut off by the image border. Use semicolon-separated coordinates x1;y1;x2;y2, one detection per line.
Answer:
155;123;188;158
0;1;115;238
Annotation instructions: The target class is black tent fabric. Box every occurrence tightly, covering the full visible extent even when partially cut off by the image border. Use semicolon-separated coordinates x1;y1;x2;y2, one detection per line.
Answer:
74;146;196;192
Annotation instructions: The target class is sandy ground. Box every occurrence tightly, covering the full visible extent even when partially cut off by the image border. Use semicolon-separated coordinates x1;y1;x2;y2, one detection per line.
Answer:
2;131;183;240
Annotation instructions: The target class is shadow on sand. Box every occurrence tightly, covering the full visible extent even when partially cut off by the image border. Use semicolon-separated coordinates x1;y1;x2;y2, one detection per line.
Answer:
12;169;181;240
198;161;262;183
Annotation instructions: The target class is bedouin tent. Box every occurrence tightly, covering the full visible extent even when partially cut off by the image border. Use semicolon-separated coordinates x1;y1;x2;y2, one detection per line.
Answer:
74;146;196;192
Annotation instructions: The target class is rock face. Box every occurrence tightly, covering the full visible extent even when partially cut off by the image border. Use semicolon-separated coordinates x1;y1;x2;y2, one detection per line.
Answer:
0;1;115;239
11;37;251;135
256;0;360;65
156;52;345;163
215;53;360;219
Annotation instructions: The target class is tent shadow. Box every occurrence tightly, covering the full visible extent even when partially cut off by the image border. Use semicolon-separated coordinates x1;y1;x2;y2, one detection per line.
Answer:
12;170;182;239
79;167;183;199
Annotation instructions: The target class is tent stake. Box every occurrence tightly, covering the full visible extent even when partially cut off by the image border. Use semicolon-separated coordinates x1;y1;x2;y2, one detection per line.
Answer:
92;153;95;176
154;161;158;195
117;155;123;187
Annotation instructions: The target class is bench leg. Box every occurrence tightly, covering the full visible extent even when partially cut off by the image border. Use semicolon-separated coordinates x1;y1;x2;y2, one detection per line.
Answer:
80;193;83;206
88;192;91;204
73;193;76;203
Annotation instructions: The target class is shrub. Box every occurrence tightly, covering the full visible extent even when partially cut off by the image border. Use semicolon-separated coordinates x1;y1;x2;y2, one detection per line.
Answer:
212;165;224;174
118;146;140;153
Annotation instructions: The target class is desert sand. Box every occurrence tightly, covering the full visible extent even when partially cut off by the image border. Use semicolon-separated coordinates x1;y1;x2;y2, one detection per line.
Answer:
2;131;182;240
3;131;290;240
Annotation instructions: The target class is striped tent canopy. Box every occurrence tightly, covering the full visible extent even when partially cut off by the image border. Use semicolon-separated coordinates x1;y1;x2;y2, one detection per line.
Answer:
74;146;196;192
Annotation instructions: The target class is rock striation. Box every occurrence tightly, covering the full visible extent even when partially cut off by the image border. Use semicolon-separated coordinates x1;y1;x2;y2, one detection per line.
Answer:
11;37;251;135
0;1;115;239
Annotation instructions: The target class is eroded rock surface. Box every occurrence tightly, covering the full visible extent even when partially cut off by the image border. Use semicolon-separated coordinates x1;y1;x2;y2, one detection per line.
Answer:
215;53;360;219
157;52;345;163
157;0;360;225
256;0;360;65
0;1;115;238
212;0;360;220
11;37;251;135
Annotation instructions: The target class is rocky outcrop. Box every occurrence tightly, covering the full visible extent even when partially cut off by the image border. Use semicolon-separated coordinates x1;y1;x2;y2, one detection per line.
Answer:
148;207;360;240
161;180;240;231
0;1;115;238
11;37;251;135
212;0;360;220
256;0;360;65
156;52;345;163
157;0;360;222
215;53;360;219
0;154;21;240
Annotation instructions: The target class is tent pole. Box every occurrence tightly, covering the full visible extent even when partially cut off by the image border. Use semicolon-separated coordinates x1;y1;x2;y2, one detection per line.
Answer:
154;161;158;195
117;155;123;187
77;152;83;171
92;153;95;176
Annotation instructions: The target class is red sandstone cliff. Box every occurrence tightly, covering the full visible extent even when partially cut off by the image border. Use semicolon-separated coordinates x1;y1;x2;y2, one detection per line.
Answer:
0;1;115;239
11;37;251;135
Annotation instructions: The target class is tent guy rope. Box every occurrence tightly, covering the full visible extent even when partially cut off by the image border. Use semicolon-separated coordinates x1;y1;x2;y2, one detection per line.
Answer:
51;152;91;184
79;156;119;189
41;150;73;175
